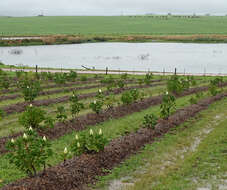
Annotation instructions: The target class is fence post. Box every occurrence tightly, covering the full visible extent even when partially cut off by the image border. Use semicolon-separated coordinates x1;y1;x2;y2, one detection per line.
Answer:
106;67;108;75
174;68;177;75
36;65;38;73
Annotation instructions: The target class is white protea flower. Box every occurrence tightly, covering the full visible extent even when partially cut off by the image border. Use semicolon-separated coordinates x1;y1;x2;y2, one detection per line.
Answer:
29;126;33;131
75;134;79;140
27;86;29;89
72;94;75;97
64;147;68;154
99;129;102;135
77;142;80;148
94;100;96;104
89;129;94;135
43;136;47;141
29;104;33;107
98;89;102;93
23;133;27;139
11;138;15;143
166;91;169;95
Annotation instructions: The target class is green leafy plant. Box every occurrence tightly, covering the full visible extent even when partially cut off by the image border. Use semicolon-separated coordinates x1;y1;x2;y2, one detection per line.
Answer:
70;129;108;156
68;70;77;81
6;129;53;177
121;89;140;105
144;72;153;85
104;93;116;109
54;73;66;85
19;105;54;130
160;92;176;119
70;92;84;118
18;79;41;102
209;77;223;96
80;75;87;81
143;114;158;129
56;106;68;123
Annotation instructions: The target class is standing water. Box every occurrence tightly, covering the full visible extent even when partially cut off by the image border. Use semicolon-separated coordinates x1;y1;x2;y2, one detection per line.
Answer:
0;42;226;74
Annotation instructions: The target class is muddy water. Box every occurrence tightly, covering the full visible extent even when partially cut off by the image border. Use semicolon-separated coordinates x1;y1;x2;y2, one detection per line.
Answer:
0;42;226;74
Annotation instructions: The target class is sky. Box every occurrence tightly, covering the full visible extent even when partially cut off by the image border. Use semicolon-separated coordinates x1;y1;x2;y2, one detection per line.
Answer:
0;0;227;16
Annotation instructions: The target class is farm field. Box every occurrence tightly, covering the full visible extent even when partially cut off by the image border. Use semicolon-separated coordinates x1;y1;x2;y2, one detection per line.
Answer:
1;16;227;36
0;69;226;189
1;16;227;46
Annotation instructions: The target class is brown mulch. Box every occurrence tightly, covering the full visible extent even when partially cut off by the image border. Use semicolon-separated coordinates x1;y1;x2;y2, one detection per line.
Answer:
1;92;226;190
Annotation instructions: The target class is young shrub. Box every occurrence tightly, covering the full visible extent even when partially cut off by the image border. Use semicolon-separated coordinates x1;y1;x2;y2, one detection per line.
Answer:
80;75;87;81
130;89;140;102
89;100;103;114
19;105;46;130
68;70;77;81
0;75;10;90
18;79;41;102
70;92;84;118
117;79;125;89
56;106;68;123
6;129;53;177
70;129;108;155
143;114;158;129
121;73;128;80
209;77;223;96
144;72;153;85
54;73;66;85
160;92;176;120
104;93;116;109
167;75;183;95
121;91;134;105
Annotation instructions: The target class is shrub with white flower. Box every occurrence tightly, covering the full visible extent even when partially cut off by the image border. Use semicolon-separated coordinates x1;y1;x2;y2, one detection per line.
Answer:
69;91;84;118
70;129;108;156
160;91;176;119
6;129;53;177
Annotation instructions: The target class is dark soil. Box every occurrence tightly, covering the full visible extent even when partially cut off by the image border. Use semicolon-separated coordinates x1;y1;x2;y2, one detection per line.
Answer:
1;92;226;190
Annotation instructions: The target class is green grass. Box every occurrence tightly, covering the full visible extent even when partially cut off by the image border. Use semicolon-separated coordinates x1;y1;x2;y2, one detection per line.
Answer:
0;90;205;187
1;16;227;36
93;97;227;190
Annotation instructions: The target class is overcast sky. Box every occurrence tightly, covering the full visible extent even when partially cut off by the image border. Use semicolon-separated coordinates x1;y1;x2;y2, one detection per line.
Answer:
1;0;227;16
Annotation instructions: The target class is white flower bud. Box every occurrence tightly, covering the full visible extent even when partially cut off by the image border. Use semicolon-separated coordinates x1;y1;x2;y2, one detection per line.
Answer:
77;142;80;148
72;94;75;97
99;129;102;135
75;134;79;140
29;104;33;107
27;86;29;89
43;136;47;141
23;133;27;139
11;138;15;143
99;89;102;93
29;126;33;131
166;91;169;95
89;129;94;135
94;100;96;104
64;147;68;154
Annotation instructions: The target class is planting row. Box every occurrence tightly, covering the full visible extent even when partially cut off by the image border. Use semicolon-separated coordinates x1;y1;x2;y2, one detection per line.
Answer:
1;86;227;190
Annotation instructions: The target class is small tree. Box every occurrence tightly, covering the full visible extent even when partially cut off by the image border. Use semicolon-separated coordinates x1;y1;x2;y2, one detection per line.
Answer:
160;92;176;120
19;79;41;102
6;129;53;177
70;92;84;118
56;106;68;123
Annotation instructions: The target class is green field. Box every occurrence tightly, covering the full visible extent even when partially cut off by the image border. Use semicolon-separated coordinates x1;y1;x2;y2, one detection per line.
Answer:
1;16;227;36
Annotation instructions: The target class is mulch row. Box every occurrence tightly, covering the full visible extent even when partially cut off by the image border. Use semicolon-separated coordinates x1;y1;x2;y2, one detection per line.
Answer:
2;91;227;190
